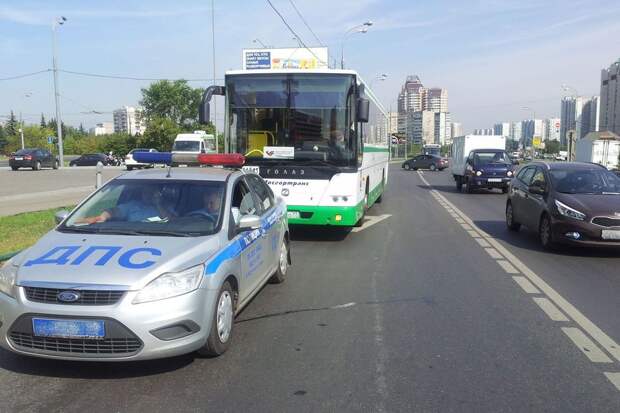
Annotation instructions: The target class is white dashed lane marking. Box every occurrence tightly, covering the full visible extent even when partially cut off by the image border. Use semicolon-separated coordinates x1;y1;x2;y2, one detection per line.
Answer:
484;248;503;259
512;276;541;294
532;297;569;322
496;260;519;274
562;327;613;363
416;170;620;392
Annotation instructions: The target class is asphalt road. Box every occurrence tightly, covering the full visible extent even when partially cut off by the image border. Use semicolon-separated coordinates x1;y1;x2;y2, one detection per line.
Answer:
0;167;125;216
0;167;619;412
0;156;79;168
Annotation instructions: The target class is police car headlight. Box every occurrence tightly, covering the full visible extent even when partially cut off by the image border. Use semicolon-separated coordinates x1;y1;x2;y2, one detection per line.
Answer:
0;260;18;298
133;264;204;304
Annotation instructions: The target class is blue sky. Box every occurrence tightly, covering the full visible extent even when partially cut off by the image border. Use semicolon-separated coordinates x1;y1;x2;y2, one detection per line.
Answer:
2;0;620;131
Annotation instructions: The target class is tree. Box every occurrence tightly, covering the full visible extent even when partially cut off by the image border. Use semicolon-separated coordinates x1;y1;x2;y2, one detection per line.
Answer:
544;140;560;155
40;113;46;128
138;117;181;151
140;80;204;126
0;124;6;153
5;111;18;136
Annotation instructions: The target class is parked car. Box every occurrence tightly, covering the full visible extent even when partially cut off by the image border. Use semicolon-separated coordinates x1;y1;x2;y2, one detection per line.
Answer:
69;153;110;167
402;154;448;171
125;148;158;170
506;161;620;249
9;148;59;171
0;153;290;361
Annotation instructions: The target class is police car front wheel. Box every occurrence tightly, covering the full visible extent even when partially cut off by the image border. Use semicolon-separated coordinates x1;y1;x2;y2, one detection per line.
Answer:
198;281;235;357
269;239;288;284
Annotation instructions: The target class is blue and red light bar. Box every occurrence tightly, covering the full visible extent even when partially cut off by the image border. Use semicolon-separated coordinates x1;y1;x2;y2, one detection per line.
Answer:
132;151;245;168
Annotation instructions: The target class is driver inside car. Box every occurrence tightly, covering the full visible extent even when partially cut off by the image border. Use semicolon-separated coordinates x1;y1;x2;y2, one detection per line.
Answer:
185;188;223;222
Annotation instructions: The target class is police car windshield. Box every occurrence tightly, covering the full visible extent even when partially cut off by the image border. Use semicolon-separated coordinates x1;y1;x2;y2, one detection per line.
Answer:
61;180;226;236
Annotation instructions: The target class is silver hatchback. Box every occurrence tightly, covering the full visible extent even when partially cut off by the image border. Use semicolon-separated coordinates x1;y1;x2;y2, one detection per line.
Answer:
0;166;290;361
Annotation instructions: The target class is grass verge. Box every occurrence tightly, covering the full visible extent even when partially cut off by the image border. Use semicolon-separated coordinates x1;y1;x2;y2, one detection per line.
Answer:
0;206;74;259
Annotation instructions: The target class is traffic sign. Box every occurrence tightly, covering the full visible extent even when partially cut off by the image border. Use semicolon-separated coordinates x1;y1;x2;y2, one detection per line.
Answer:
47;136;55;144
533;136;542;148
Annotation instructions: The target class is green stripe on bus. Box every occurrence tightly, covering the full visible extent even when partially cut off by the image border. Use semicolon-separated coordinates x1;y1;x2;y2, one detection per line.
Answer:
363;147;390;153
286;202;364;226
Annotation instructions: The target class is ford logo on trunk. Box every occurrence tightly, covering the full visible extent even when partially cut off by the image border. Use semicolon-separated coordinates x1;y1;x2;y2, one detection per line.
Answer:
57;291;80;302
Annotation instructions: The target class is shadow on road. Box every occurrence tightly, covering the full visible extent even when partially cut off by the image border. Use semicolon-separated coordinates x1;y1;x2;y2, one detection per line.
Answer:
474;219;620;259
290;225;351;242
0;348;195;379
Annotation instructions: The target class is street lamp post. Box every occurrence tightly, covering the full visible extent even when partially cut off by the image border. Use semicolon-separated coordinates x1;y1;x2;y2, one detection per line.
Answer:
369;73;387;89
52;16;67;167
252;38;270;48
340;21;373;69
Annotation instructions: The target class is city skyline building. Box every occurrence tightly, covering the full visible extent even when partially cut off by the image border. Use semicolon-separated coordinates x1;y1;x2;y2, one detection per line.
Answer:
599;59;620;135
113;106;145;136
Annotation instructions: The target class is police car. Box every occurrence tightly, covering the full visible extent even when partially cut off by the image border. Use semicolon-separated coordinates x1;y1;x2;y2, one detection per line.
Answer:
0;153;290;361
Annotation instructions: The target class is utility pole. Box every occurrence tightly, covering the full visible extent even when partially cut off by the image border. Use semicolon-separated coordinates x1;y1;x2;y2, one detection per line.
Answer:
52;16;67;167
211;0;218;153
19;112;24;149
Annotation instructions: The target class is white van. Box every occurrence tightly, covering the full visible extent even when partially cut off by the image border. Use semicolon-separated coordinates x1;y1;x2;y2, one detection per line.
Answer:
171;131;216;156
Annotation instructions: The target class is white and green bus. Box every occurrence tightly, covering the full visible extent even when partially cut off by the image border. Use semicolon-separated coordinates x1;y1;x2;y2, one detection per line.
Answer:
199;69;389;226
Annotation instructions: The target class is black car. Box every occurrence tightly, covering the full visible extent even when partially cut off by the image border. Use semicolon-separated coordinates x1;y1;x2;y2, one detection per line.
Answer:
402;154;449;171
506;161;620;249
69;153;110;167
9;148;59;171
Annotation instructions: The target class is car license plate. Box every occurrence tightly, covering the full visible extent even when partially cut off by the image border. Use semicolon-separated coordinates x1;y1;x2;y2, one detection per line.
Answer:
14;157;23;161
601;230;620;240
32;318;105;340
488;178;502;182
287;211;300;219
242;166;260;174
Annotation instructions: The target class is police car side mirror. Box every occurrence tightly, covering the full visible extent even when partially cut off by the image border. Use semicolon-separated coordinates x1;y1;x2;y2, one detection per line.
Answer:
238;214;261;232
55;210;69;224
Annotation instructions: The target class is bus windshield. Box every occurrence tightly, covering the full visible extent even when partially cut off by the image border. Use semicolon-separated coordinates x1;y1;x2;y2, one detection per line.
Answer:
226;74;356;166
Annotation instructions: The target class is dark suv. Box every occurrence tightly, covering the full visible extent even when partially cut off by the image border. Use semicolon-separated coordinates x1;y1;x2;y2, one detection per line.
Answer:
9;148;59;171
463;149;516;193
506;161;620;249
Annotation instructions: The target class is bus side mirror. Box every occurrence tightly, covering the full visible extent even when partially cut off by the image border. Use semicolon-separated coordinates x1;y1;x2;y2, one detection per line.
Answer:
357;98;370;123
198;85;226;125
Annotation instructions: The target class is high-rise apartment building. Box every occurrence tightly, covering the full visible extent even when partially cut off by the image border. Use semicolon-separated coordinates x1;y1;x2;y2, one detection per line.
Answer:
450;122;463;140
113;106;146;136
511;121;522;144
560;96;599;145
493;122;511;137
397;75;425;113
434;112;451;145
600;60;620;135
522;119;544;146
408;111;435;144
387;112;398;135
544;118;561;141
425;88;448;112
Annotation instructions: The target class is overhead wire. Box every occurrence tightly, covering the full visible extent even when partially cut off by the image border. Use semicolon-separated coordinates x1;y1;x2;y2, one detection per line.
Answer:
287;0;324;46
264;0;327;66
0;69;51;81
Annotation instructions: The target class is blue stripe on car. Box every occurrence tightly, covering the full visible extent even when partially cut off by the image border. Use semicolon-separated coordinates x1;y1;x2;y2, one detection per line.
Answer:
204;206;284;276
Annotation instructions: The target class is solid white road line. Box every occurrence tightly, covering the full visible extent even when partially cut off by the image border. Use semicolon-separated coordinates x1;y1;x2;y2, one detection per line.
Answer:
562;327;613;363
460;223;473;231
467;230;482;238
474;238;492;248
512;276;541;294
496;260;520;274
532;297;569;322
604;372;620;391
430;190;620;363
484;248;503;260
